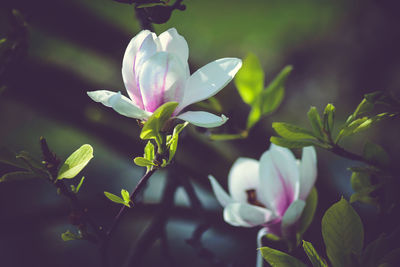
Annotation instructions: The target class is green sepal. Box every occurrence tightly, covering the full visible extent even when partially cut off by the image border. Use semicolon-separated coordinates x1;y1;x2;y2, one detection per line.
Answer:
57;144;94;180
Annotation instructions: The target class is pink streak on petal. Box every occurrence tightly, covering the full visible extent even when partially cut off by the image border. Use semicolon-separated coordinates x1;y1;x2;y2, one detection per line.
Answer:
273;162;295;217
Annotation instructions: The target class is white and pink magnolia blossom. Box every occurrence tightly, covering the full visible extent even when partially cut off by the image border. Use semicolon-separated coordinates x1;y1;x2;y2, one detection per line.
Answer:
87;28;242;128
208;144;317;237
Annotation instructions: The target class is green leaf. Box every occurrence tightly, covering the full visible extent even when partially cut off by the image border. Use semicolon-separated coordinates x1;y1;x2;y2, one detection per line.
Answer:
351;171;372;192
0;147;29;169
298;187;318;235
323;103;335;134
361;230;400;267
364;91;400;109
0;171;38;183
246;103;262;129
339;117;369;138
104;191;130;207
363;142;389;166
302;240;328;267
350;172;380;206
322;198;364;267
57;144;94;180
61;230;81;241
349;98;374;123
166;122;188;164
144;141;155;161
140;102;178;142
73;176;85;194
352;113;395;134
307;106;325;140
260;247;308;267
260;65;292;116
234;52;264;106
134;157;154;167
272;122;317;140
121;189;131;204
270;136;325;149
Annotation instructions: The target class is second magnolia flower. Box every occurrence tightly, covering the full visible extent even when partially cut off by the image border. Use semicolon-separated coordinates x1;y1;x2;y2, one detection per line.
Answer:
88;28;242;128
209;144;317;237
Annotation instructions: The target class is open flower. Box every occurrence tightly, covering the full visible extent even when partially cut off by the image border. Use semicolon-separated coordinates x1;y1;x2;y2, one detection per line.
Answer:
208;144;317;237
87;28;242;128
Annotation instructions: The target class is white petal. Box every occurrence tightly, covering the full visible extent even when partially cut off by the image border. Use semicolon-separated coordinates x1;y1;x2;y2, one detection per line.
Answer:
227;158;261;203
281;200;305;236
157;28;189;68
176;111;228;128
138;52;187;112
122;30;153;108
176;58;242;112
208;175;234;207
223;202;274;227
87;90;150;119
87;90;116;107
299;146;317;200
258;145;300;216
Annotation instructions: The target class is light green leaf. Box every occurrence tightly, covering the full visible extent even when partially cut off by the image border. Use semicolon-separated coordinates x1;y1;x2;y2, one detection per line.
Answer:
307;106;324;140
234;52;264;106
121;189;131;204
349;98;374;123
272;122;317;140
61;230;81;241
298;187;318;235
134;157;154;167
246;103;262;129
57;144;93;180
260;247;308;267
302;240;328;267
260;65;292;116
338;117;369;138
144;141;155;161
323;103;335;134
270;136;325;149
0;171;38;183
363;142;389;166
166;122;188;164
104;191;130;207
140;102;178;142
74;176;85;193
351;172;372;192
322;198;364;267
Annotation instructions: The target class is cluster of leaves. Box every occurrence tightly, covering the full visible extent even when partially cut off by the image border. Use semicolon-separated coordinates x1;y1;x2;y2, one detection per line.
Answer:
270;91;399;210
210;53;292;141
105;102;187;205
0;142;95;241
261;198;400;267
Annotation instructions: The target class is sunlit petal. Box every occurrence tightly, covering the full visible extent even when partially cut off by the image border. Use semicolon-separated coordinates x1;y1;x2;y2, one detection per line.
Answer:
176;58;242;112
176;111;228;128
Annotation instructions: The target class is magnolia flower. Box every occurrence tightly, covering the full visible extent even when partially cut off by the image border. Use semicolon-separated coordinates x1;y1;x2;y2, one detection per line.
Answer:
209;144;317;267
87;28;242;128
209;144;317;236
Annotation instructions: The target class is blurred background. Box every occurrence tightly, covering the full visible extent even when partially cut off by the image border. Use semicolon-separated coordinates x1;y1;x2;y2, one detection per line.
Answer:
1;0;400;266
